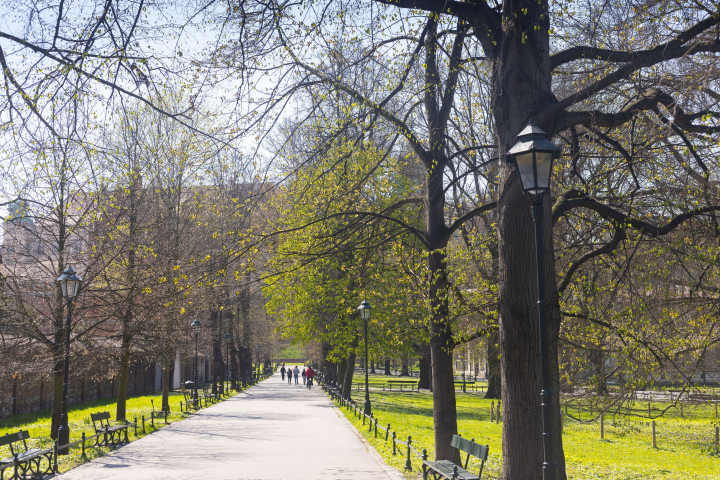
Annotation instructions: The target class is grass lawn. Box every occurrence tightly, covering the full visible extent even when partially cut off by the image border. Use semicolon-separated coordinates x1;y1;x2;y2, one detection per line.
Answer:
350;373;487;388
332;388;720;480
0;383;239;475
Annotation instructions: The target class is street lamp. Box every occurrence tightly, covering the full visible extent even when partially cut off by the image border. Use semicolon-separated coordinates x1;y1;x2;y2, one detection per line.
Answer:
507;121;561;480
56;265;83;455
224;333;231;391
357;300;372;416
191;319;201;402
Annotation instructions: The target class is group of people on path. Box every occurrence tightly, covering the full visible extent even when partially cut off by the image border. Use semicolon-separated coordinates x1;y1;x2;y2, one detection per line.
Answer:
280;364;315;388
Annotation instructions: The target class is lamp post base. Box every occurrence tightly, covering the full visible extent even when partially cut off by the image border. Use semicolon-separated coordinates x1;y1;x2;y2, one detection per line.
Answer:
57;421;70;455
364;399;372;416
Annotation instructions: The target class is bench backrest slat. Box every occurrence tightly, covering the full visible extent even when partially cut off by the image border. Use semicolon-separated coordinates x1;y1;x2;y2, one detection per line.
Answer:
91;412;111;422
0;431;29;447
450;435;489;461
91;411;112;432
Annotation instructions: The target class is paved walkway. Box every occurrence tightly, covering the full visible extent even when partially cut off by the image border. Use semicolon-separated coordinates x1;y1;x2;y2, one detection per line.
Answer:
58;373;400;480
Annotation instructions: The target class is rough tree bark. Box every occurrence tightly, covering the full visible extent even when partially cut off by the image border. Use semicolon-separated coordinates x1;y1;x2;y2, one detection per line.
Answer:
418;343;432;390
342;338;358;398
484;332;501;399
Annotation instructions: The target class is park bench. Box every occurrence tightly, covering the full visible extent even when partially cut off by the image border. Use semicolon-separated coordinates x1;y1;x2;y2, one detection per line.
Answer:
198;385;212;406
0;430;53;479
91;412;129;448
388;380;418;391
423;435;489;480
454;381;484;392
180;390;197;412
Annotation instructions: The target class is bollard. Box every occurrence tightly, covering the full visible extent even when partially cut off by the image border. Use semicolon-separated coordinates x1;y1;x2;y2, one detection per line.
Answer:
386;423;391;441
490;402;495;422
81;432;87;459
600;415;604;440
406;436;413;471
374;418;378;438
652;420;657;448
368;413;373;433
392;431;397;455
142;415;146;434
134;416;138;436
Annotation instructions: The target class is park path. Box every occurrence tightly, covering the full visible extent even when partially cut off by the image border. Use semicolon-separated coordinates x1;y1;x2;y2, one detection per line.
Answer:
57;373;400;480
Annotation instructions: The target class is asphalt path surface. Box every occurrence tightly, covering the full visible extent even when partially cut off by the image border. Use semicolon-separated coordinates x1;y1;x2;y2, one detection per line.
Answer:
57;373;400;480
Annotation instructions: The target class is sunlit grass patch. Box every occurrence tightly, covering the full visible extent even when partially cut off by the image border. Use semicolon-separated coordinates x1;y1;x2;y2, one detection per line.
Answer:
330;388;720;479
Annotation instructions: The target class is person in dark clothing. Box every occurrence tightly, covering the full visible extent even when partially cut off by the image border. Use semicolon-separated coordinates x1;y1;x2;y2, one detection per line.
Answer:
280;365;286;381
302;368;306;385
288;368;293;384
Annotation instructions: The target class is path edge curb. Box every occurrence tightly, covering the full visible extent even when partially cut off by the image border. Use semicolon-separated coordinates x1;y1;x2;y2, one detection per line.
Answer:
329;401;409;480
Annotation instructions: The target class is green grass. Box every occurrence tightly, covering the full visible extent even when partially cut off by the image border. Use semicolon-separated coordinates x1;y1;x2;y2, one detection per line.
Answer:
331;388;720;480
277;344;307;359
0;383;240;476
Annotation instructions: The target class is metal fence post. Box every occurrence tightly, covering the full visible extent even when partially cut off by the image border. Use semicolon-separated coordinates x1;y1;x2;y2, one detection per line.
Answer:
81;432;87;459
422;449;428;479
652;420;657;448
392;431;397;456
406;436;413;471
386;423;391;441
134;416;138;436
53;439;59;474
374;418;378;438
142;415;146;434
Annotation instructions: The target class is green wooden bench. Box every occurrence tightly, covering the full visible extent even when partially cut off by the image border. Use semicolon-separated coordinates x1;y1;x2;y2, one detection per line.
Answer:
91;412;129;448
388;380;418;391
0;430;53;479
423;435;489;480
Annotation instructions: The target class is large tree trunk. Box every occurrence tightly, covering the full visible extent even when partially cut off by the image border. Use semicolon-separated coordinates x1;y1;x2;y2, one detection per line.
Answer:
161;356;171;412
490;1;566;476
428;249;458;461
484;332;501;399
116;332;132;421
342;347;357;398
50;347;63;439
384;359;391;375
400;355;409;376
337;356;348;391
418;343;432;390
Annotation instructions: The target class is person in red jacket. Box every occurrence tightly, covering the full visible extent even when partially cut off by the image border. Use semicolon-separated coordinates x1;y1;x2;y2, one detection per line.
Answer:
305;366;315;389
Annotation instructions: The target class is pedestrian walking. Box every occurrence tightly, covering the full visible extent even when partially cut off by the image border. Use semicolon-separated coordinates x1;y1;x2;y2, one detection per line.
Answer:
280;364;286;381
288;368;293;384
306;366;315;390
293;366;300;385
302;368;306;385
